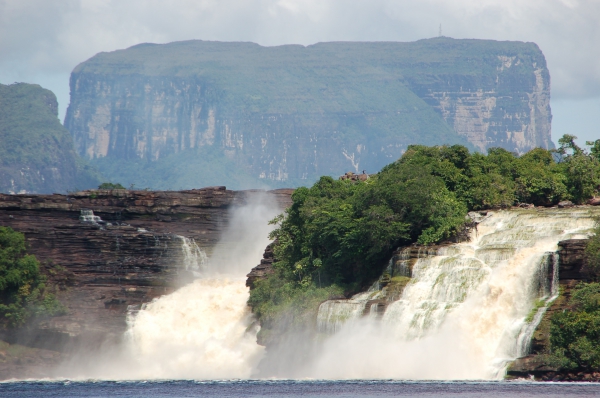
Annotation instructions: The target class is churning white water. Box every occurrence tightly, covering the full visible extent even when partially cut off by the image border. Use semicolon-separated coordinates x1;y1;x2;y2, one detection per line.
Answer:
68;205;600;381
98;194;281;380
309;207;600;380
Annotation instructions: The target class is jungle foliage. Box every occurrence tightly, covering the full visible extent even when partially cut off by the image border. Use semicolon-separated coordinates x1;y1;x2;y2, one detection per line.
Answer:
249;138;600;341
549;282;600;370
0;227;65;328
98;182;126;190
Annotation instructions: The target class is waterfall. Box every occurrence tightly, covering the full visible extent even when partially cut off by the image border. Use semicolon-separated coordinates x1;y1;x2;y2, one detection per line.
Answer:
310;207;600;380
317;291;381;334
177;236;208;272
79;209;103;224
76;194;281;380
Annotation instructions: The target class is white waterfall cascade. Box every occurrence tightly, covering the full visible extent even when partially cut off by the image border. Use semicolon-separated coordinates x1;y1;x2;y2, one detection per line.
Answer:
309;207;600;380
177;235;208;273
82;194;281;380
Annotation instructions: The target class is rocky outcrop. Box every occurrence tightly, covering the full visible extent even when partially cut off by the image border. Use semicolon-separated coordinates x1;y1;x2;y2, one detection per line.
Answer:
0;187;292;352
246;243;276;288
556;239;590;280
65;38;551;190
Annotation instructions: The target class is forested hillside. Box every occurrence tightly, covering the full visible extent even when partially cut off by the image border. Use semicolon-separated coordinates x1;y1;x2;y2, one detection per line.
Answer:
0;83;99;194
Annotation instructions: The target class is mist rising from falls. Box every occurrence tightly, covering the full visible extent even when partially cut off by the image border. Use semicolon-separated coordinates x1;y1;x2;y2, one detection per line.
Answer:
62;206;600;381
72;194;280;380
307;207;600;380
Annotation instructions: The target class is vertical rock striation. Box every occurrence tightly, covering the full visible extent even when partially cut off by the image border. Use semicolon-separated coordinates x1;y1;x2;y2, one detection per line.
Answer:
64;38;552;190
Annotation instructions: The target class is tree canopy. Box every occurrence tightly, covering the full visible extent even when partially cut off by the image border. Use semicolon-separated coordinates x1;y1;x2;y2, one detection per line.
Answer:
0;227;65;328
249;137;600;344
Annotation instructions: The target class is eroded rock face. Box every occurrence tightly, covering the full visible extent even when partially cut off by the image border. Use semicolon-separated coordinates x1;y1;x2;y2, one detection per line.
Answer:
406;56;552;153
557;239;590;280
246;243;276;289
0;188;292;352
65;39;552;190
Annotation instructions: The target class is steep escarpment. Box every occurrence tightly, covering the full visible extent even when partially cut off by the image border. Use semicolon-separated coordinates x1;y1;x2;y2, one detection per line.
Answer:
65;38;552;189
402;40;552;152
0;83;100;194
0;187;292;359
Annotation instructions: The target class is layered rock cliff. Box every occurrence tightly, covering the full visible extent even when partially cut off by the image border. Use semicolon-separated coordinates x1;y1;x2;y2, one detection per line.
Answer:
0;83;100;194
0;187;292;356
507;239;598;381
65;38;552;190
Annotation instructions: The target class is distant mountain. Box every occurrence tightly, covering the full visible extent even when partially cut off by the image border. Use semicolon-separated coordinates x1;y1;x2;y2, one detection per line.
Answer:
64;38;552;190
0;83;100;194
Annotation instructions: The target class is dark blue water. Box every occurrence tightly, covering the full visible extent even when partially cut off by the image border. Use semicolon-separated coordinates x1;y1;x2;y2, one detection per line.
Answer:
1;380;600;397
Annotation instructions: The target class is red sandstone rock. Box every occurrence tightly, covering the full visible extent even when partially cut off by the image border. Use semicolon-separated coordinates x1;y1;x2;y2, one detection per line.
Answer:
588;197;600;206
246;243;276;288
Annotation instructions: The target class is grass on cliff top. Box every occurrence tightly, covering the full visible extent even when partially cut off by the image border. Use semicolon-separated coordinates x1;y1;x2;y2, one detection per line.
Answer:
76;37;546;80
72;37;546;117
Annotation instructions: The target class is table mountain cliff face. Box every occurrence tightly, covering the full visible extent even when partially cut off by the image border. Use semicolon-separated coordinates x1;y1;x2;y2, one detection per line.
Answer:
0;83;100;194
0;188;292;354
64;38;552;190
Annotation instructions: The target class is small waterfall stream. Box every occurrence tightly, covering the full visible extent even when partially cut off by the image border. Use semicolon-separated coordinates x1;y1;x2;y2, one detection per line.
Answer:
312;207;600;379
177;235;208;272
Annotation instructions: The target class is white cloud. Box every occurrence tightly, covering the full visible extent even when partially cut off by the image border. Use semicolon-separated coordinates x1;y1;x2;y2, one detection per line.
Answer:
0;0;599;118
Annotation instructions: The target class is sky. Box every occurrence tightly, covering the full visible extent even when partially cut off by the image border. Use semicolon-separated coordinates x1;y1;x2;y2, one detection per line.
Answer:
0;0;598;146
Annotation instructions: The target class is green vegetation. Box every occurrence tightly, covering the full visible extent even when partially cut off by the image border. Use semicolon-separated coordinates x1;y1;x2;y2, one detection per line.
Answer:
98;182;126;190
526;299;547;323
543;226;600;371
0;227;65;328
0;83;101;193
586;223;600;278
249;138;600;342
247;279;343;344
548;283;600;371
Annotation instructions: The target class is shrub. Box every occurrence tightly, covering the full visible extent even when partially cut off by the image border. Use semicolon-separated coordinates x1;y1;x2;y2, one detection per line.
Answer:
0;227;66;328
549;283;600;371
98;182;126;190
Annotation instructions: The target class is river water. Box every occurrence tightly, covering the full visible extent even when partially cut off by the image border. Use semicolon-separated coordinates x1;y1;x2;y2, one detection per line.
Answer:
2;380;600;397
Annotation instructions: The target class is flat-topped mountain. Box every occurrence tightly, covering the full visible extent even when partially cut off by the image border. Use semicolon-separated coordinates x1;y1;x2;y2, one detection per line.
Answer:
0;83;100;194
65;38;552;189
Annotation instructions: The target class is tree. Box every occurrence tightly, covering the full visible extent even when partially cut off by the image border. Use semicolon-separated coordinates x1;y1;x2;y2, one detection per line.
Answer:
98;182;126;189
0;227;65;328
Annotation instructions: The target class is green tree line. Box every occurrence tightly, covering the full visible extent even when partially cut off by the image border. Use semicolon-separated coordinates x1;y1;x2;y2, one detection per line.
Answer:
249;136;600;343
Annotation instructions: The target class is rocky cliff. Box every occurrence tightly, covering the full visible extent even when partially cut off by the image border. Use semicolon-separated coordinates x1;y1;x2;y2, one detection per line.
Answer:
0;83;100;194
507;239;596;381
65;38;552;190
0;187;292;358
